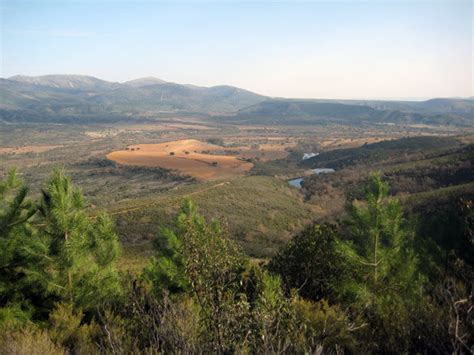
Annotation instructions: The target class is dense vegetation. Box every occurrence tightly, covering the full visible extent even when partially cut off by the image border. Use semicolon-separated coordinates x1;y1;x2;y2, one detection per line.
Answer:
1;167;472;353
302;135;463;170
300;136;473;219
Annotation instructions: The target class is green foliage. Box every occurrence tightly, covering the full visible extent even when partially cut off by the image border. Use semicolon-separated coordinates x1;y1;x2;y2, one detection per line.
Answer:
148;200;247;352
246;271;297;353
113;176;314;258
340;173;427;352
343;173;422;298
145;225;189;296
0;169;48;321
269;223;348;301
0;166;470;353
37;169;122;309
146;202;357;352
0;169;35;232
0;304;33;327
48;303;100;353
292;298;356;351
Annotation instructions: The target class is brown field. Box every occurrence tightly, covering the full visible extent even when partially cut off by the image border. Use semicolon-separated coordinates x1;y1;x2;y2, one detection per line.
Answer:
107;139;254;180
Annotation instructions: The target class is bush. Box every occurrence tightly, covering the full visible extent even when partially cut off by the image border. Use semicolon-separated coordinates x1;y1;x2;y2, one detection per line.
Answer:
0;326;65;355
49;303;100;353
292;298;356;351
269;223;348;302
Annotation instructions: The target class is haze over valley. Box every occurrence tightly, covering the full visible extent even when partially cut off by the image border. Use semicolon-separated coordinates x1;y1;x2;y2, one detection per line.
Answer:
1;0;473;353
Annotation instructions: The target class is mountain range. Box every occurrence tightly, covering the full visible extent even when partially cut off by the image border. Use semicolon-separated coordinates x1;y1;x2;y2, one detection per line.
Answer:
0;74;472;126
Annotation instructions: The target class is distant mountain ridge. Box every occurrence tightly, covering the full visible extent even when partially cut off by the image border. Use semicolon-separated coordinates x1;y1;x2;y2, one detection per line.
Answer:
8;74;122;91
231;98;473;126
1;74;472;126
1;74;266;116
123;77;168;88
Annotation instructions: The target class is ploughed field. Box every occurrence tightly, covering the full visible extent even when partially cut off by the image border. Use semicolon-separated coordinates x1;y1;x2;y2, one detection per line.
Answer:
106;139;256;180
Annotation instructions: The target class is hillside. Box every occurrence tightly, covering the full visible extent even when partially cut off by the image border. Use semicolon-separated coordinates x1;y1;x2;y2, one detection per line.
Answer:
231;99;472;126
1;75;473;126
0;74;266;119
89;83;265;113
8;74;121;91
123;76;168;87
357;98;474;117
108;176;316;257
301;136;464;169
301;135;473;215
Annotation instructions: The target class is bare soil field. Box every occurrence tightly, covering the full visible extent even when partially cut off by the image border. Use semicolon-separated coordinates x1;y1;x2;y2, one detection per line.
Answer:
107;139;254;180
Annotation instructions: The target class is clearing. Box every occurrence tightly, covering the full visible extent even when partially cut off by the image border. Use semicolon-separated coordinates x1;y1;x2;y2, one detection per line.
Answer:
106;139;253;180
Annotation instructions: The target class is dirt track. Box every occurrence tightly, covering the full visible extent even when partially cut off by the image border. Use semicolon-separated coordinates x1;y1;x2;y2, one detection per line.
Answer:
108;181;231;216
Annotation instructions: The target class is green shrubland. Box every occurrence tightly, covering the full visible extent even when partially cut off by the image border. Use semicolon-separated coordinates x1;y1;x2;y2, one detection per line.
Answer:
0;169;472;353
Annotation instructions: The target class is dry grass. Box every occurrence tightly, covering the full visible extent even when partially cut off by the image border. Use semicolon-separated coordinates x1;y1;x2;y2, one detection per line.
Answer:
0;145;62;154
0;327;65;355
320;137;390;149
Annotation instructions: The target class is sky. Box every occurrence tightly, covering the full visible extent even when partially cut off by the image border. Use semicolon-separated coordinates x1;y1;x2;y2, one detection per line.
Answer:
1;0;472;100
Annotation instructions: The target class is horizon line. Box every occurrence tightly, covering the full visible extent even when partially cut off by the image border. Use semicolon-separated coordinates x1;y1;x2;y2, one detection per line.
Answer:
3;73;472;103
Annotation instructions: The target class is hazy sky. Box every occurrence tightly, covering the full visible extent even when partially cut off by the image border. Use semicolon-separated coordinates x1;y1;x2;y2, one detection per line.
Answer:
1;0;472;99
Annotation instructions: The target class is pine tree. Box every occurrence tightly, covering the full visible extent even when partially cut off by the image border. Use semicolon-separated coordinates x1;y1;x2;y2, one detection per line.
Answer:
145;220;189;296
0;169;47;321
340;173;420;298
339;173;425;351
38;168;122;309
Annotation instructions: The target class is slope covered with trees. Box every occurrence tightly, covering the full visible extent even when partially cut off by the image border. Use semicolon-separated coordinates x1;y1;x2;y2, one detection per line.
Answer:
0;169;472;353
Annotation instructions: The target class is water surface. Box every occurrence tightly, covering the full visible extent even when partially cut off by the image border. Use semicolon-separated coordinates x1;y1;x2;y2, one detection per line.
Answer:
288;168;335;188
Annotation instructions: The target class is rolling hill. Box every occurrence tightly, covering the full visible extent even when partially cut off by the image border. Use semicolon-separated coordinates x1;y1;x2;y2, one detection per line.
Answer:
231;99;473;126
0;75;266;119
123;77;168;87
1;74;472;126
8;74;121;91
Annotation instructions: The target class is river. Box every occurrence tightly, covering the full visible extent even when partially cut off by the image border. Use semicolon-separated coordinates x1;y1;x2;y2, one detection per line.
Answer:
288;168;335;188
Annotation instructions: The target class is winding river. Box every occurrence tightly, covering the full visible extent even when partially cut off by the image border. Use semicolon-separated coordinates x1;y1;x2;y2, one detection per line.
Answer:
288;168;335;188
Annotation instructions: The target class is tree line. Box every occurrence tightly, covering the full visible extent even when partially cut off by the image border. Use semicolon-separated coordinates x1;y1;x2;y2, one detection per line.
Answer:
0;168;472;353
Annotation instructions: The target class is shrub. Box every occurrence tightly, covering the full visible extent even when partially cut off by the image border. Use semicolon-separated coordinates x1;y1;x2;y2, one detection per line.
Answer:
0;325;65;355
269;223;348;302
292;298;356;351
49;303;100;353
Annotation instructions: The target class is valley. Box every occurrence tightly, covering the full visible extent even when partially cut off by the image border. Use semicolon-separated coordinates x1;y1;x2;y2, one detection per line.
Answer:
2;0;473;350
1;109;472;263
1;76;472;353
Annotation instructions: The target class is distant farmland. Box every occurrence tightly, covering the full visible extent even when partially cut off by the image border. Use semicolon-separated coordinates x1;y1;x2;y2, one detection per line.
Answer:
106;139;253;180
